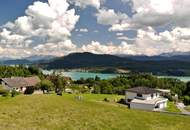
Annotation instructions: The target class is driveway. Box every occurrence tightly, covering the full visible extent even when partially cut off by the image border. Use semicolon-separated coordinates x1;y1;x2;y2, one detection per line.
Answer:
176;103;190;115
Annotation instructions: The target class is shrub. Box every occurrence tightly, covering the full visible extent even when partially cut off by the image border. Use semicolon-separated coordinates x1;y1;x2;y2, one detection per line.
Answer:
117;98;126;104
104;98;110;102
183;96;190;105
24;87;34;95
40;79;54;94
11;89;20;97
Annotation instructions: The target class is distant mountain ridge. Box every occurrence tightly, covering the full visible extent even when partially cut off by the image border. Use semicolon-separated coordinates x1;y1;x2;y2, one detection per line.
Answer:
43;52;190;76
0;55;56;65
119;55;190;62
1;52;190;76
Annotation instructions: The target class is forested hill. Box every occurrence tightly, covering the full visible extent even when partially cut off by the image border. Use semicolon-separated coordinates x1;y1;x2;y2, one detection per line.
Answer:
44;52;190;76
45;52;130;69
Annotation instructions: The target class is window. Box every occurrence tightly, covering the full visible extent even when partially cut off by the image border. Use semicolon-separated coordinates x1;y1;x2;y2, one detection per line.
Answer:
137;93;142;97
151;94;154;98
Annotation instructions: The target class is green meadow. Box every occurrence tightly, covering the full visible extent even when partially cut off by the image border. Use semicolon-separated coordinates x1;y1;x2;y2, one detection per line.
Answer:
0;94;189;130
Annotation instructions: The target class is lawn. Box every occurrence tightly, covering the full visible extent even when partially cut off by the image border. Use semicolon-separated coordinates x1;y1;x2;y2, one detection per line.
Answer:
185;106;190;112
0;94;189;130
166;101;181;113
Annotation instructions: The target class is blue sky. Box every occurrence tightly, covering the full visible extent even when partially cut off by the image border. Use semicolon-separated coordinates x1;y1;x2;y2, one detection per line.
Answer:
0;0;134;46
0;0;189;58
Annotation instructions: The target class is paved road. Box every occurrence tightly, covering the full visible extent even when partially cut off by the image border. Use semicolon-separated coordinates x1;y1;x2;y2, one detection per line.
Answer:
176;103;190;115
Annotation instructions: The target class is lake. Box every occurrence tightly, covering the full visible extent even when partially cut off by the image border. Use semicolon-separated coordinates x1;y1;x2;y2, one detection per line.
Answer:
42;70;119;80
42;70;190;82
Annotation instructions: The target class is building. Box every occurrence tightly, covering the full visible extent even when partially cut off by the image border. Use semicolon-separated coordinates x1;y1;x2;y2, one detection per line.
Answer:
0;76;40;93
125;87;168;111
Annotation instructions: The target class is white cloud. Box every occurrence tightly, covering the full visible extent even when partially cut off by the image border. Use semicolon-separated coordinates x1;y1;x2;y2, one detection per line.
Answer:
96;9;128;25
79;26;190;56
0;0;79;58
110;0;190;31
116;33;123;36
68;0;102;9
109;23;130;31
117;36;131;41
76;28;89;32
34;40;77;56
1;0;190;58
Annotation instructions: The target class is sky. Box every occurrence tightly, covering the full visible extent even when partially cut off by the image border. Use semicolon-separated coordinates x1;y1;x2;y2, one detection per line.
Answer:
0;0;190;59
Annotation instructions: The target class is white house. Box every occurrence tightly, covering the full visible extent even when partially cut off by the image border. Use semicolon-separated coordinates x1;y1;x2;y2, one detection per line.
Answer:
125;87;168;111
0;76;40;93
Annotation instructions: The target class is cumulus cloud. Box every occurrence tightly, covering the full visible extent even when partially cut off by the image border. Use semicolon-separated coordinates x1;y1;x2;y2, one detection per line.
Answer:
34;40;77;56
68;0;103;9
96;9;128;25
80;41;135;55
1;0;190;58
0;0;79;58
109;0;190;31
80;26;190;56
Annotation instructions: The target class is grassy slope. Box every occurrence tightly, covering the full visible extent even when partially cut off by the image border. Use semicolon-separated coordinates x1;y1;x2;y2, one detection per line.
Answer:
166;101;181;113
0;94;189;130
185;106;190;112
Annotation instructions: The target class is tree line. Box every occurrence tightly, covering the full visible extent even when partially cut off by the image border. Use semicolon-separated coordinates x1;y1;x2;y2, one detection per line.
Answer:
73;73;190;105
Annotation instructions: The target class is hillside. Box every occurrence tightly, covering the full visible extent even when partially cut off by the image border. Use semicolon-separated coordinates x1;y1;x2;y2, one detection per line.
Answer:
45;52;190;76
0;94;189;130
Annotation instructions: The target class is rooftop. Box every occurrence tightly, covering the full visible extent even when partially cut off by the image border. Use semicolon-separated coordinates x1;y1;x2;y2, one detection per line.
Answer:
1;76;40;88
126;87;160;94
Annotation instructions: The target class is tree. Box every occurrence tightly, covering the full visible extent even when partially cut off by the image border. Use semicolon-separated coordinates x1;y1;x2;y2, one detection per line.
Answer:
93;85;101;94
40;79;54;94
11;89;20;97
99;80;113;94
183;96;190;105
185;81;190;96
54;76;66;95
95;76;101;81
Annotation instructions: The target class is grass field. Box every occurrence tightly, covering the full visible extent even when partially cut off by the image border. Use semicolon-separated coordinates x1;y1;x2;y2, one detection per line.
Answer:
185;106;190;112
166;101;181;113
0;94;189;130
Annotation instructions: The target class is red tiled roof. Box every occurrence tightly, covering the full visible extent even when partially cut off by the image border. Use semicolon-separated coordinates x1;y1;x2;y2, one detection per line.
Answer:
1;76;40;88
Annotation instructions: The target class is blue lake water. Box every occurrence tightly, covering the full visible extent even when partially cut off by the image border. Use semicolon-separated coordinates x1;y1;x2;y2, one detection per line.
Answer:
62;72;119;80
42;70;119;80
42;70;190;82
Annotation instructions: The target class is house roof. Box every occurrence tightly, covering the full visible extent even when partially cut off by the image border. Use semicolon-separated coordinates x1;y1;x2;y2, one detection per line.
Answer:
126;87;160;94
1;76;40;88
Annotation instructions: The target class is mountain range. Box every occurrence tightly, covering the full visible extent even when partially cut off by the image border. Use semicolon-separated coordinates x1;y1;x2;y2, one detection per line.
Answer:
1;52;190;76
43;52;190;76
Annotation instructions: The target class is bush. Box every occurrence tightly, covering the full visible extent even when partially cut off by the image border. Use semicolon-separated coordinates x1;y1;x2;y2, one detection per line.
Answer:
183;96;190;105
24;87;34;95
164;94;173;101
40;79;54;94
117;98;126;104
11;89;20;97
104;98;110;102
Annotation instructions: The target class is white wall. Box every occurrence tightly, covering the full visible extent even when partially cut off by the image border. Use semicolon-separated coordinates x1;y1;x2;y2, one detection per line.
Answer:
142;94;152;100
130;102;155;110
156;101;167;109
